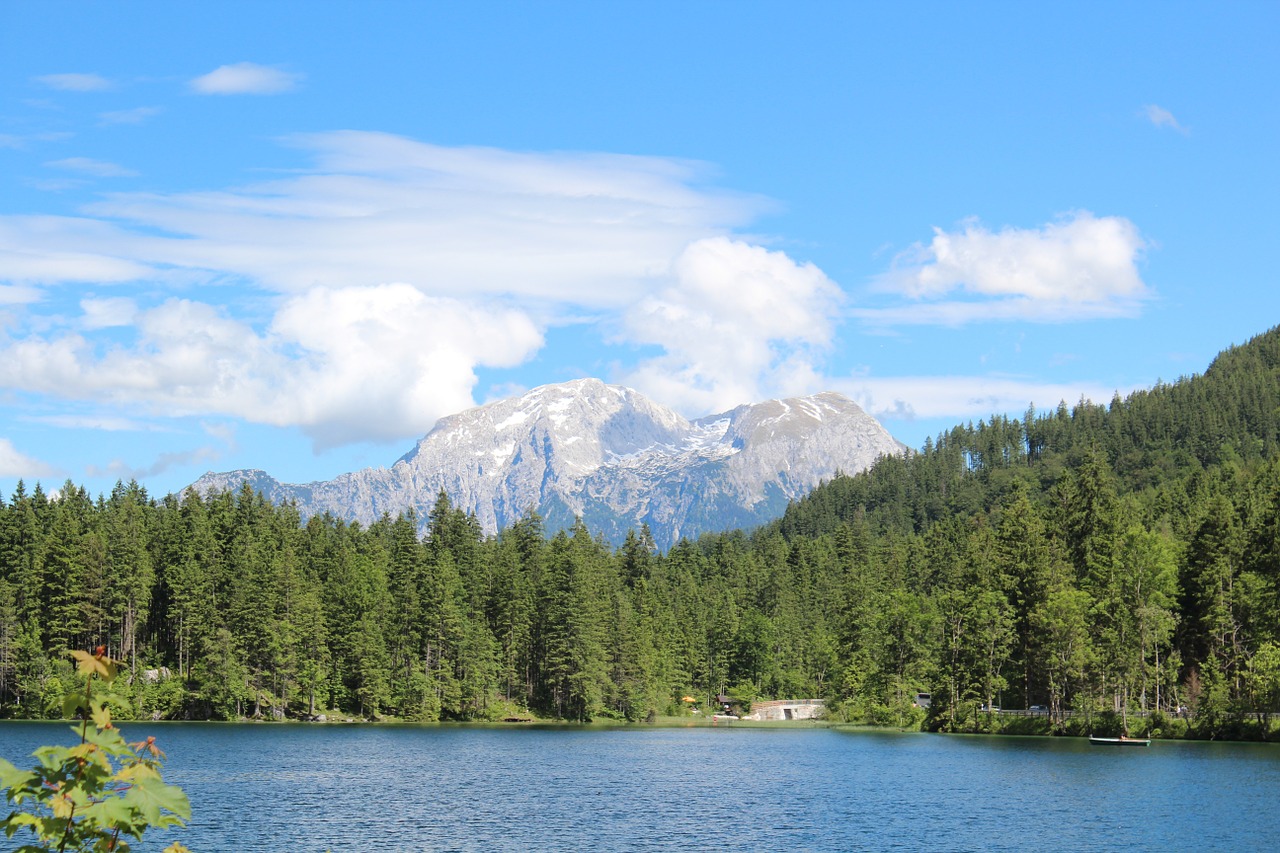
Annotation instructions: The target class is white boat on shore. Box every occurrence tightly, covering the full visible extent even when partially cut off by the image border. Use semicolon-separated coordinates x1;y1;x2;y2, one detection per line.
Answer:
1089;735;1151;746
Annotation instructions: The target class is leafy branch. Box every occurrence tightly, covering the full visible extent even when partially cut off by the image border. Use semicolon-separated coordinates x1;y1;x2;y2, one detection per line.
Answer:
0;647;192;853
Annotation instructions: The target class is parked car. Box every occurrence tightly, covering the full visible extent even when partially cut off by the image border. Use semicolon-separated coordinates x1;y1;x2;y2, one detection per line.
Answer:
1030;705;1048;712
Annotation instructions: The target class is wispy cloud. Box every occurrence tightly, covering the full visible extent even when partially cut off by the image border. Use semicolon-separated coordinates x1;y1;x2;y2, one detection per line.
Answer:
27;178;87;193
32;414;155;432
0;132;774;447
838;374;1132;424
98;106;162;126
190;63;303;95
1142;104;1188;134
45;157;138;178
36;73;112;92
34;131;761;301
862;212;1149;326
1;131;75;151
0;215;154;283
0;284;42;305
0;132;1149;452
0;438;58;478
86;444;224;481
79;297;138;329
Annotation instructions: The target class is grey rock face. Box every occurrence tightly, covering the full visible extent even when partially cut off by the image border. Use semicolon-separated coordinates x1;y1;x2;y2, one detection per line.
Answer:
190;378;904;547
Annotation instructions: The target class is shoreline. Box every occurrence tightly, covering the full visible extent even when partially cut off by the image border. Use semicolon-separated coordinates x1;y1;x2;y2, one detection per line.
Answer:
3;714;1276;743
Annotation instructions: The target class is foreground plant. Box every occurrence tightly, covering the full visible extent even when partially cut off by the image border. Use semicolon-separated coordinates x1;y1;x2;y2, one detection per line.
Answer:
0;647;192;853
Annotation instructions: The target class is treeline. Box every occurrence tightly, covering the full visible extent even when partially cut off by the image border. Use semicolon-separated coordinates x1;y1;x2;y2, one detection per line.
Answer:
0;481;842;724
767;325;1280;735
3;327;1280;736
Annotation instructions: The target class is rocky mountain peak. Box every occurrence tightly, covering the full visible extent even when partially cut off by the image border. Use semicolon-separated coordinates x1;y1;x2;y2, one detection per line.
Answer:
191;379;904;547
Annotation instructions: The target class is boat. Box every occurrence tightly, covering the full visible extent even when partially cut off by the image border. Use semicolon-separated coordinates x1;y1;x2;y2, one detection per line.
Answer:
1089;735;1151;746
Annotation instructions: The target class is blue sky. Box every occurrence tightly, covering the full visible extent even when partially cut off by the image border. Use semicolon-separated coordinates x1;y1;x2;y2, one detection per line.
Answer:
1;2;1278;499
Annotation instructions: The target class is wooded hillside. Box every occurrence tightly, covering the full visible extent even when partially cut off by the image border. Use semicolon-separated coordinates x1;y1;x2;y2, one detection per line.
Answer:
3;327;1280;736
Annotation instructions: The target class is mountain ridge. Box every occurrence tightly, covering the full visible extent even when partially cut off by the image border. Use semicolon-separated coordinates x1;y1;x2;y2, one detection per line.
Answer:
191;378;905;546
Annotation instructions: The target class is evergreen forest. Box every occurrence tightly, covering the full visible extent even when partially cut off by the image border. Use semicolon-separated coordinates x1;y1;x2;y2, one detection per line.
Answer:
5;326;1280;738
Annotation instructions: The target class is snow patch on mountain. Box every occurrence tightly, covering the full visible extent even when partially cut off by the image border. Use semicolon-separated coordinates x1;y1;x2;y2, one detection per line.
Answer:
191;378;905;547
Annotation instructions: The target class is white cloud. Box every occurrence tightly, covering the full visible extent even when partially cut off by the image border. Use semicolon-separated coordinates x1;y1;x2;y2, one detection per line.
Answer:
87;445;223;480
620;237;841;413
201;420;238;447
0;133;780;446
98;106;162;126
0;216;155;284
1;131;74;151
865;213;1149;326
36;73;112;92
27;178;87;193
0;128;1164;462
66;131;760;303
1142;104;1188;134
0;284;42;305
837;374;1131;424
80;297;138;329
190;63;302;95
268;285;544;447
45;157;138;178
0;438;58;478
0;286;544;449
33;414;155;432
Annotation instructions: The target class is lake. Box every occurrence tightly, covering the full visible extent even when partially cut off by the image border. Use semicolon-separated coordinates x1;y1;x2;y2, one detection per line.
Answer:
2;721;1278;851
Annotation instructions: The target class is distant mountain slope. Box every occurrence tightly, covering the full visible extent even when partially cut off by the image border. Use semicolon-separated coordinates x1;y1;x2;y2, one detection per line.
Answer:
774;324;1280;542
191;378;905;546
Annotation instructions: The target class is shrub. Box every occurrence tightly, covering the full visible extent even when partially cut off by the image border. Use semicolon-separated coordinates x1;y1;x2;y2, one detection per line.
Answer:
0;648;192;853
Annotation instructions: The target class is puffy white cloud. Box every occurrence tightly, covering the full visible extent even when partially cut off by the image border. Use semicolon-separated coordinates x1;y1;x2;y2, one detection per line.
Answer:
621;237;841;414
189;63;303;95
1143;104;1188;134
865;213;1149;325
0;438;57;478
267;284;544;447
36;73;112;92
0;133;775;445
0;131;1153;454
45;158;138;178
0;285;543;449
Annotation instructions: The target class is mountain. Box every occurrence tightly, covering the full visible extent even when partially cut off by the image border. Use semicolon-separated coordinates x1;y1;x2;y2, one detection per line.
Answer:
190;378;905;546
774;324;1280;543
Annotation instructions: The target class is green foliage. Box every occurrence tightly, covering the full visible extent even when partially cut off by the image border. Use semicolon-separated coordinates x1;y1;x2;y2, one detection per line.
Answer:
6;327;1280;739
0;649;190;852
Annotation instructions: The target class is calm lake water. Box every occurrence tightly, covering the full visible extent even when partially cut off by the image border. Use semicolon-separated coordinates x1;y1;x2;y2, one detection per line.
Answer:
2;721;1278;851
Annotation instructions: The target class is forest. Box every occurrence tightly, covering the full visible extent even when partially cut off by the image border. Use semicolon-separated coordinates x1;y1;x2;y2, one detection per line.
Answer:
3;326;1280;738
